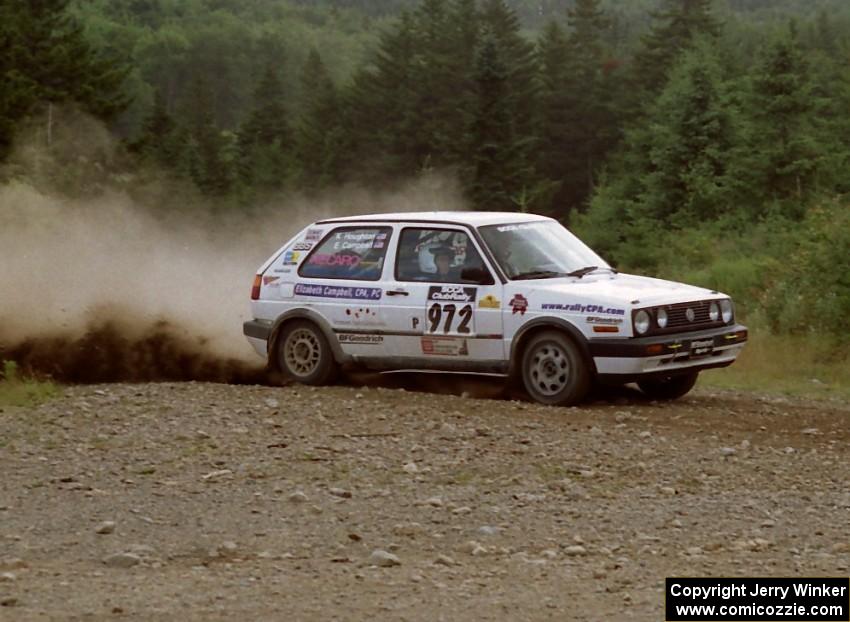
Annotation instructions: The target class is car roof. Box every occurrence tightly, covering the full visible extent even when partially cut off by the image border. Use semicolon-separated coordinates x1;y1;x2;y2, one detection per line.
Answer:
315;211;553;228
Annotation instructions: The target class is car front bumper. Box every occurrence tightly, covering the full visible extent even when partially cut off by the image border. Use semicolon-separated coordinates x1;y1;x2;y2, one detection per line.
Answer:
589;324;748;382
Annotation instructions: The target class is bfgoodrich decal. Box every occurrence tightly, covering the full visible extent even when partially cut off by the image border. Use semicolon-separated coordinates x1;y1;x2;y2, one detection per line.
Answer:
586;316;623;325
294;283;383;300
428;286;477;303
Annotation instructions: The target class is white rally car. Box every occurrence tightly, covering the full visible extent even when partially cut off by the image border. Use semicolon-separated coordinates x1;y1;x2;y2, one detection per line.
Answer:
243;212;747;405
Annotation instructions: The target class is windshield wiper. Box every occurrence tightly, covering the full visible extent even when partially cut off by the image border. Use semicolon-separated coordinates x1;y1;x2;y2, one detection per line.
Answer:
566;266;617;278
512;270;568;281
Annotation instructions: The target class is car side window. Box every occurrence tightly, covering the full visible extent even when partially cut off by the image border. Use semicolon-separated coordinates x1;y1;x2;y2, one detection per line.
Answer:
299;226;391;281
395;227;493;285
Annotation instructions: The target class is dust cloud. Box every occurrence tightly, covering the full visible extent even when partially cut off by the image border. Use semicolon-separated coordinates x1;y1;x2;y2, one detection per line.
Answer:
0;115;468;383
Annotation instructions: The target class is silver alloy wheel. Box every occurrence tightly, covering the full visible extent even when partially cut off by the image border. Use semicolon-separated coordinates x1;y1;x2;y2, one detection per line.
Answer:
529;342;571;396
284;328;322;378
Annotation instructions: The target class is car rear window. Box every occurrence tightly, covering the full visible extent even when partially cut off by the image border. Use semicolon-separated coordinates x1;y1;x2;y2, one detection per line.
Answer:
298;226;392;281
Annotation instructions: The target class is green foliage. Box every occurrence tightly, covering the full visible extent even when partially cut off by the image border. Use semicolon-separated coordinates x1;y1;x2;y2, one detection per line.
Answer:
237;65;294;192
295;49;346;189
763;200;850;338
0;0;128;158
632;0;720;96
0;361;58;408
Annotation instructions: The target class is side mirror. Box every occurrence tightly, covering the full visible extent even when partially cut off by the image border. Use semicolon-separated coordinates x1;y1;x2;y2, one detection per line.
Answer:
460;266;494;285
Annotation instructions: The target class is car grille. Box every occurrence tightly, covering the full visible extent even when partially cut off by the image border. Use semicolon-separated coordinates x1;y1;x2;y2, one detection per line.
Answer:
665;300;719;331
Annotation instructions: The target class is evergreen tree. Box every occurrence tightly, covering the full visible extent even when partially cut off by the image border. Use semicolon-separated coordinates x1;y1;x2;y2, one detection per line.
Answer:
178;78;233;196
344;12;421;179
0;0;128;158
132;89;178;166
536;20;572;215
295;49;344;189
747;29;818;212
633;0;720;96
536;0;619;220
639;39;734;223
470;31;528;210
479;0;539;146
237;64;293;191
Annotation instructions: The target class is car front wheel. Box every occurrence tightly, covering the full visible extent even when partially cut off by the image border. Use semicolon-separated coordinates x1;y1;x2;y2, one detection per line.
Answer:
521;331;591;406
638;371;698;400
276;320;338;385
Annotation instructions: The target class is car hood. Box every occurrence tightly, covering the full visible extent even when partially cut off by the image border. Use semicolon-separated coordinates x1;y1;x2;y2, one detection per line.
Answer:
520;273;724;307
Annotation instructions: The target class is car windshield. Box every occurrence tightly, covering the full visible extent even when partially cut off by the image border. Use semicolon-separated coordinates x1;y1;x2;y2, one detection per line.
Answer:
478;220;610;280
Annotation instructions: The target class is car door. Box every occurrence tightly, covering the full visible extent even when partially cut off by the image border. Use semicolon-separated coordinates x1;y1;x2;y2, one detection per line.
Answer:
295;224;393;356
381;225;504;365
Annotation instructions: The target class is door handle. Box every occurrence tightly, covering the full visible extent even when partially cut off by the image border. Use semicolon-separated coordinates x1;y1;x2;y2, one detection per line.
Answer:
386;290;409;296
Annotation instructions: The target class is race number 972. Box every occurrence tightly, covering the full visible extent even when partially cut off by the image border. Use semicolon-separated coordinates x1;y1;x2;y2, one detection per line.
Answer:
427;303;473;334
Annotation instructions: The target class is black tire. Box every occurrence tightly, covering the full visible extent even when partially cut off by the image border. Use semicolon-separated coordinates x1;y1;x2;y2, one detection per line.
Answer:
275;320;339;386
638;371;698;400
520;331;591;406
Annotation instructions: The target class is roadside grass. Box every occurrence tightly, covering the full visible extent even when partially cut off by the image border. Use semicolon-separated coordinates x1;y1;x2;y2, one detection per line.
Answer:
0;361;59;407
699;329;850;400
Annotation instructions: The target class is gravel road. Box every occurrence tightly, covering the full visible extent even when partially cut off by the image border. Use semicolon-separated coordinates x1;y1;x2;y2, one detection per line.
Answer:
1;378;848;620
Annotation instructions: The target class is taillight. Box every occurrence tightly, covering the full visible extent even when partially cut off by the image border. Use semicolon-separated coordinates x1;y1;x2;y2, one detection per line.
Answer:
250;274;262;300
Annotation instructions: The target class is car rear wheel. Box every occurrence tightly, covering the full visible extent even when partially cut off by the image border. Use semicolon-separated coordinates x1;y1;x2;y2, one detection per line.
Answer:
521;331;591;406
276;320;338;385
638;371;698;400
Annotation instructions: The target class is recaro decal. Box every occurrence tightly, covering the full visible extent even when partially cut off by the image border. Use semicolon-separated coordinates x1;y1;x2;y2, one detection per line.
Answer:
294;283;383;301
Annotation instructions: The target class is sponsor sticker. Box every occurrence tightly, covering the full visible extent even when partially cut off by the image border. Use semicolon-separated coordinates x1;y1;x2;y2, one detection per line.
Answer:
496;223;538;233
304;228;324;241
338;333;383;345
509;294;528;315
262;275;280;286
479;294;500;309
586;316;623;325
309;253;361;267
283;251;301;265
428;286;477;303
339;307;384;327
421;336;469;356
294;283;383;300
541;302;625;316
691;338;714;356
293;241;313;251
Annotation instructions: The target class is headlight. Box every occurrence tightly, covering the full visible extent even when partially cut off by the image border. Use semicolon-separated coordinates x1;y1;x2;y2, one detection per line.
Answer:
656;308;668;329
720;299;733;324
634;310;650;335
709;302;720;322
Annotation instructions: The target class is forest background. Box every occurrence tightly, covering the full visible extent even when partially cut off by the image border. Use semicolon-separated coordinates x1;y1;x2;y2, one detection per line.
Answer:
2;0;849;396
